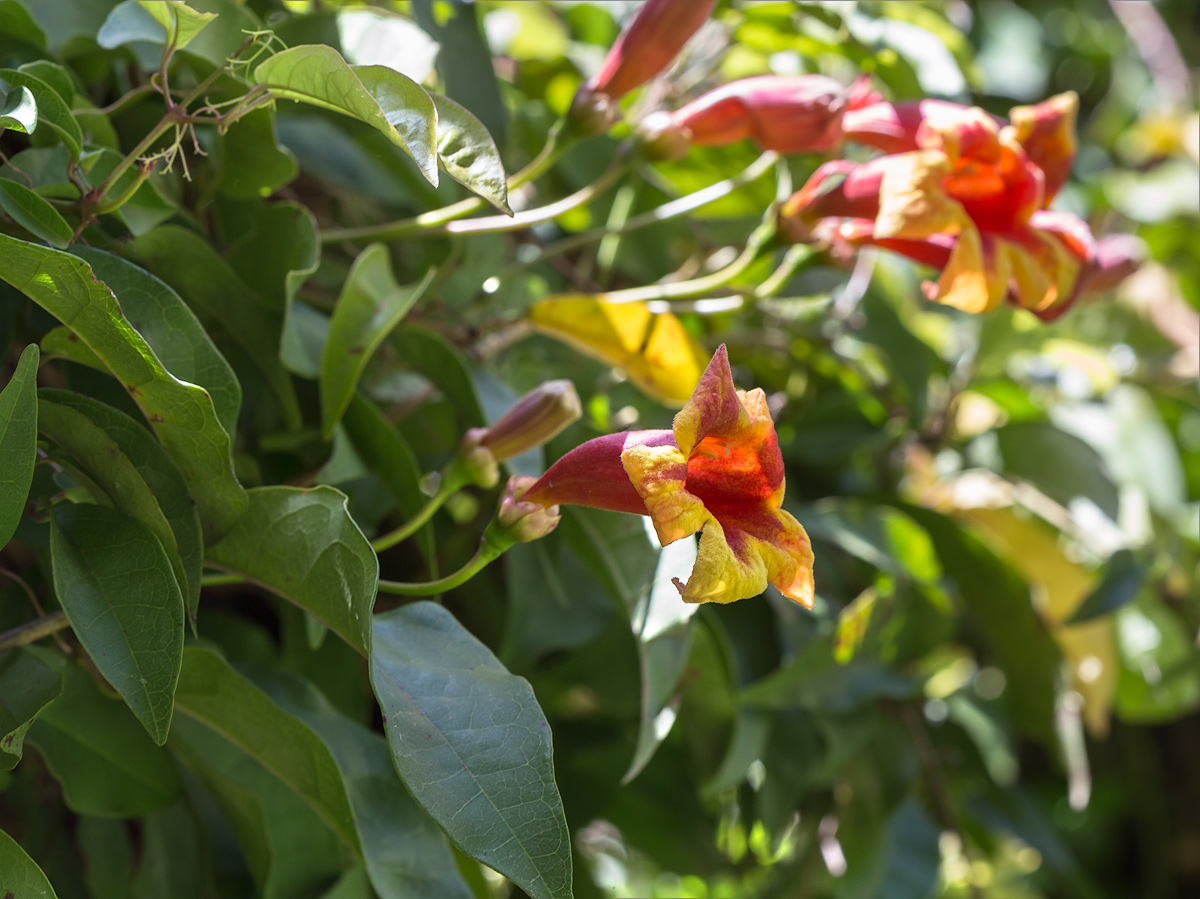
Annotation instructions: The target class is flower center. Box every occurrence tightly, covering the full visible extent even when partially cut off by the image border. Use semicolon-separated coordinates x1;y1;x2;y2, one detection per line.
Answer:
685;434;781;512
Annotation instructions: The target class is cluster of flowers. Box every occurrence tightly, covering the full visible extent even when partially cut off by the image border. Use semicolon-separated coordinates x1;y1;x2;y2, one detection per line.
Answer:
476;0;1141;608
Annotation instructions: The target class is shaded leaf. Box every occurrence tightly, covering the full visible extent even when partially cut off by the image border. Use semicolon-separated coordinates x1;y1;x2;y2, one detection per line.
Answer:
0;648;62;770
0;234;247;541
173;645;361;852
39;389;204;619
0;827;59;899
131;801;208;899
702;709;770;799
430;92;510;214
392;325;485;427
0;178;72;248
995;421;1119;520
205;486;378;656
321;244;434;437
0;0;47;48
255;669;476;899
51;502;184;744
254;45;438;186
0;67;82;158
130;225;300;430
28;653;180;816
371;602;573;899
0;344;38;550
78;817;137;899
216;106;298;200
79;147;175;236
137;0;216;49
1067;549;1149;625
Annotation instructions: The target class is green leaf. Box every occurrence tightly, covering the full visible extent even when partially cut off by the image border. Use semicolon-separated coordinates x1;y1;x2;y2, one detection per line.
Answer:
702;709;770;799
205;486;378;656
130;225;301;431
430;92;511;214
371;602;573;899
0;648;62;770
131;802;209;899
0;178;72;248
51;502;184;744
0;235;248;542
215;107;298;200
78;817;137;899
1115;594;1200;723
411;0;507;150
321;244;434;437
392;325;485;427
254;45;439;186
0;0;48;48
1066;549;1149;626
0;827;59;899
68;247;242;440
168;714;345;898
173;645;361;852
0;67;82;158
28;654;180;816
995;421;1119;521
0;344;38;551
904;505;1061;744
255;670;476;899
0;84;37;133
39;389;204;619
137;0;216;49
17;61;74;105
79;148;175;235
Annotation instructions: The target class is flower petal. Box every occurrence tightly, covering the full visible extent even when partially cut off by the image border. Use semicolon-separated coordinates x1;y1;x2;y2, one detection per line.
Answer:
671;344;748;456
621;441;709;545
1008;91;1078;202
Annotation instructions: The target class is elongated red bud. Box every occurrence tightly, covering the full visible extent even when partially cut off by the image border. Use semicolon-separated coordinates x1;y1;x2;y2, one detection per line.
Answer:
640;74;853;159
570;0;716;133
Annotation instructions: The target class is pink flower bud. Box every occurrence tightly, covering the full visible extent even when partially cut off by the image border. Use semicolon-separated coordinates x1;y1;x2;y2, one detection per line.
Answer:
570;0;716;132
455;380;583;488
645;74;852;155
497;476;561;543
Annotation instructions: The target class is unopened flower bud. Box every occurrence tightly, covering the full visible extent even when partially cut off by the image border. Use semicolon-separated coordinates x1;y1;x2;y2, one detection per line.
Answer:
647;74;852;156
569;0;716;131
496;476;560;543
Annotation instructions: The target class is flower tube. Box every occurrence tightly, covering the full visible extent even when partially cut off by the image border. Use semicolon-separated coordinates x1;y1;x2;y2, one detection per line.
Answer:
522;346;815;607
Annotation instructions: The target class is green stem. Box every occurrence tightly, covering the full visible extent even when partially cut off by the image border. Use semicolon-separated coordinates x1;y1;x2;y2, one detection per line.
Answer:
89;115;177;207
92;161;154;215
320;121;582;243
600;219;778;305
376;525;514;596
0;611;69;652
371;468;469;553
499;151;778;280
755;244;815;298
200;573;245;587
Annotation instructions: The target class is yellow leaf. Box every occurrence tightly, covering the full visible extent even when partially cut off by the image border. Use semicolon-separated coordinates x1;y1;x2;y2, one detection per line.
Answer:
528;296;708;405
963;506;1117;737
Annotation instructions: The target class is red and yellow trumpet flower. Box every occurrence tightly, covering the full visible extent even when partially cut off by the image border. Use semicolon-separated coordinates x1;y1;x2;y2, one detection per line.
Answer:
522;346;815;607
780;98;1096;319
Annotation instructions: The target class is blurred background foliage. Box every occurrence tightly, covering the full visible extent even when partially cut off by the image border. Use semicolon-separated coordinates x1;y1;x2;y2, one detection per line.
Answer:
1;1;1198;898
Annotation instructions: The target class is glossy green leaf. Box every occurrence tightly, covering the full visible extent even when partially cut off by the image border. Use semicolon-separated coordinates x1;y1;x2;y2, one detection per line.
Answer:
137;0;215;49
51;502;184;744
68;247;242;439
0;177;72;248
371;602;573;899
17;61;74;104
0;344;38;551
0;84;37;133
173;645;360;851
216;107;299;200
411;0;507;149
39;389;204;618
0;234;247;541
0;648;62;770
256;670;476;899
205;486;378;656
254;45;439;186
0;828;59;899
97;0;214;51
321;244;434;437
169;714;345;898
28;654;180;816
130;225;300;431
0;68;82;158
430;92;510;214
1066;549;1149;625
995;421;1119;520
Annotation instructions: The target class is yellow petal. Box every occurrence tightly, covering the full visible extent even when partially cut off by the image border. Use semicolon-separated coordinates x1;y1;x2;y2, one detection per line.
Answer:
527;296;708;405
620;442;708;545
874;150;969;242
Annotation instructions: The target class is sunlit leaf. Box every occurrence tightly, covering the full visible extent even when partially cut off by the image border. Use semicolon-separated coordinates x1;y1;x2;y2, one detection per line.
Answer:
0;344;38;551
430;92;510;214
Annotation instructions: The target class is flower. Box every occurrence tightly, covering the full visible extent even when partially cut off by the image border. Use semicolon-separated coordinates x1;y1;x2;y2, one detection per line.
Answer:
496;476;561;543
638;74;867;160
456;380;582;487
779;100;1098;319
570;0;716;133
522;346;815;607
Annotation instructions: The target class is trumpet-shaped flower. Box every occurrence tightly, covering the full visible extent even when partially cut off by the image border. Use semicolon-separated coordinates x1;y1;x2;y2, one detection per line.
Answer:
522;346;815;607
780;99;1098;319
